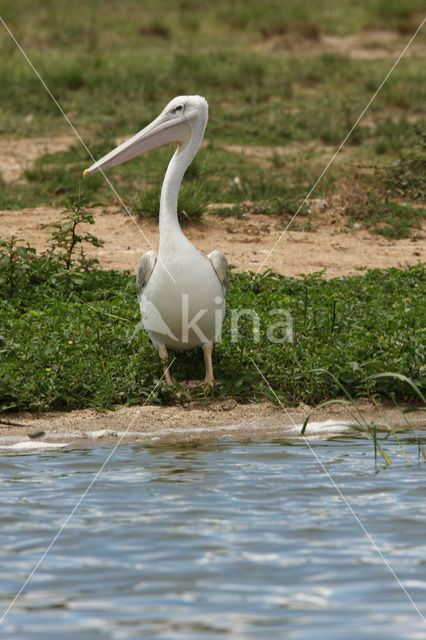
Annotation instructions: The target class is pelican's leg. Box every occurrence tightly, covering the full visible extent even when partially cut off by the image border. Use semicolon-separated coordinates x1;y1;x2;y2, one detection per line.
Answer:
159;345;173;386
203;344;214;387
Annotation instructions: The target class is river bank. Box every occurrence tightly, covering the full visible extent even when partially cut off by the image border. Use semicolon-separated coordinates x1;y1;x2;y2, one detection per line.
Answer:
1;399;424;450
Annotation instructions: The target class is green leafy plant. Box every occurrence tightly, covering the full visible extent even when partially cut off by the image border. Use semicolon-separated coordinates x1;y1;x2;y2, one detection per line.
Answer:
1;256;424;412
0;236;36;295
42;190;103;290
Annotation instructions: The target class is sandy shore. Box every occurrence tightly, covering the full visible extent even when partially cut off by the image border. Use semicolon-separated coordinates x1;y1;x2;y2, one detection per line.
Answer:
1;399;424;451
1;206;424;278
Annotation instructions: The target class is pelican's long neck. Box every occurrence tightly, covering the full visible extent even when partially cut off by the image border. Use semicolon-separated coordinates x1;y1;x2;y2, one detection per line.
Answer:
158;122;205;252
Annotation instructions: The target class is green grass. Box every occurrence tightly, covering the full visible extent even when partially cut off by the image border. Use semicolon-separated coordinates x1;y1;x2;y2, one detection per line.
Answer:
1;0;423;51
1;235;424;411
2;124;422;237
358;201;425;239
0;41;423;235
342;181;426;239
132;181;209;224
0;1;424;238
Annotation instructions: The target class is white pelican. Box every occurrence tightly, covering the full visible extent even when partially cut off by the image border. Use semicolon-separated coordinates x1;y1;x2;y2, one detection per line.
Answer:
84;95;228;386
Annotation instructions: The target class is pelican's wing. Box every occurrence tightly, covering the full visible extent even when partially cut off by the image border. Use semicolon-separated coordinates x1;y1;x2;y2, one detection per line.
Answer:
208;250;229;297
136;250;157;300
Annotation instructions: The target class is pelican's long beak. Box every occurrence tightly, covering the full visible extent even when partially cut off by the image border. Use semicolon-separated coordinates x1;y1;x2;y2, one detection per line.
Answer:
83;114;190;176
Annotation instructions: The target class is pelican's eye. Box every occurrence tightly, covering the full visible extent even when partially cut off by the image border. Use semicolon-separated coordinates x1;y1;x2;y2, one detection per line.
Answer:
172;104;184;114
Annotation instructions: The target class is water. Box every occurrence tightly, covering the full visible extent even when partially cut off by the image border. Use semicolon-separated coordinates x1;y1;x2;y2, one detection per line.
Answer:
1;436;426;639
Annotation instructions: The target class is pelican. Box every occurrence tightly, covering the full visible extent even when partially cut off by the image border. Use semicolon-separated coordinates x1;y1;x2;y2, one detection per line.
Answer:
84;95;228;386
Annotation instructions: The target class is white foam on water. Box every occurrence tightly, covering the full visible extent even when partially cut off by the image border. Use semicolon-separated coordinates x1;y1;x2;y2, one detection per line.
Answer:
293;419;356;437
0;441;69;452
85;429;118;439
114;419;356;441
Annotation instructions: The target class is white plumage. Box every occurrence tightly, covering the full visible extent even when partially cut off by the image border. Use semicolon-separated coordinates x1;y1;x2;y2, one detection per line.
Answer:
85;95;228;385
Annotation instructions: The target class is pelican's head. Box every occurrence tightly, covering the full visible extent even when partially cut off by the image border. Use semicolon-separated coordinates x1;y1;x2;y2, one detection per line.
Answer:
164;94;208;123
84;95;208;176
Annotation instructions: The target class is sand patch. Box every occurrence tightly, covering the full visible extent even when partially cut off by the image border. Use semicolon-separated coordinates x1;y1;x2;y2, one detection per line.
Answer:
0;136;76;183
216;141;342;168
253;28;426;60
0;205;423;278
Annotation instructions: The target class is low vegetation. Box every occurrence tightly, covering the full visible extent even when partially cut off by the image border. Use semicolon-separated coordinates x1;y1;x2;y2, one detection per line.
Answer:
0;197;424;412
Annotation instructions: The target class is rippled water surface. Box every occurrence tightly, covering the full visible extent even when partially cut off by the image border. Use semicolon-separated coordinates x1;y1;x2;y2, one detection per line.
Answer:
1;436;426;639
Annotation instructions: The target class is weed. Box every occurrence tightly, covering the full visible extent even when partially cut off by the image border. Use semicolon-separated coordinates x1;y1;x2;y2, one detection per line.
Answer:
132;183;209;223
0;236;36;295
301;370;426;467
373;116;416;155
384;125;426;201
332;125;426;238
41;190;103;290
335;174;426;238
132;186;161;219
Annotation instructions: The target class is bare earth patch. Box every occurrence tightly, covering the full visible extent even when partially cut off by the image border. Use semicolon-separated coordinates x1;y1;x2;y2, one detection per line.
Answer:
0;136;76;183
253;28;426;59
0;205;423;277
